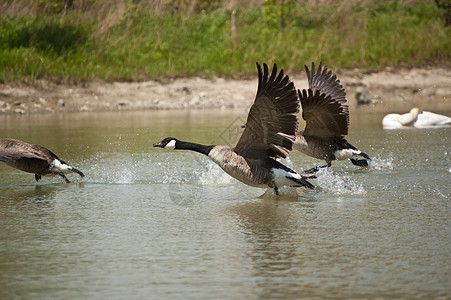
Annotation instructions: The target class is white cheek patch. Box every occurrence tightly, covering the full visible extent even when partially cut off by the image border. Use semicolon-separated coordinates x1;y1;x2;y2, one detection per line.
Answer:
165;139;176;149
334;149;360;160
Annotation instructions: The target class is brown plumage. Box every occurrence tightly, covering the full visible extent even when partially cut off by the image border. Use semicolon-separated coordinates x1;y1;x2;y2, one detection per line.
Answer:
295;62;370;173
154;63;314;194
0;138;84;183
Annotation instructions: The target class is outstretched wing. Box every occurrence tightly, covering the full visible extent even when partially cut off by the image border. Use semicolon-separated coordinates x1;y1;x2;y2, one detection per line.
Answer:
0;145;48;163
306;62;347;104
234;63;299;158
300;62;349;137
299;89;349;137
0;138;56;164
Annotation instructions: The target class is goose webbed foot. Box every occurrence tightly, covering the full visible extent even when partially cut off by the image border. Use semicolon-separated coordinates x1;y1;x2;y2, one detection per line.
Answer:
58;172;71;183
274;187;279;195
304;162;331;174
35;174;41;182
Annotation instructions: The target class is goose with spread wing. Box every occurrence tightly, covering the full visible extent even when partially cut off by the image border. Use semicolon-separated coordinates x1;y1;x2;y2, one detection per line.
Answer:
294;62;370;173
0;138;84;183
153;63;314;194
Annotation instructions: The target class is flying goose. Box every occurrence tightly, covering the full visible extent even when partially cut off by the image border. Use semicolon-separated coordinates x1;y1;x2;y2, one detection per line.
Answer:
0;138;84;183
295;62;370;173
153;63;314;194
382;107;451;129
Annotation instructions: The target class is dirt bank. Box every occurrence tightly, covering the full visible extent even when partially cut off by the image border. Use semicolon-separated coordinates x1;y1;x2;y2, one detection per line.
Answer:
1;67;450;115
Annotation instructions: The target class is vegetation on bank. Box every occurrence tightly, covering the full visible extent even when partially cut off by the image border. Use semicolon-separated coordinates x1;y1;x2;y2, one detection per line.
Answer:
0;0;449;83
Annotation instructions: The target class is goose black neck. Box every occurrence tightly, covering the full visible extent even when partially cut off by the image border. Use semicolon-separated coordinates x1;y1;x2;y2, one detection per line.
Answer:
176;140;214;156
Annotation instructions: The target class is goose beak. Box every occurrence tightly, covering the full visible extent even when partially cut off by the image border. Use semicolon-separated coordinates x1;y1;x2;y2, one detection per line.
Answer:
153;142;164;148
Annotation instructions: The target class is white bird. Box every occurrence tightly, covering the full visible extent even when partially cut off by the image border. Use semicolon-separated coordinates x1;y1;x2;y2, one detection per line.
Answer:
382;108;451;129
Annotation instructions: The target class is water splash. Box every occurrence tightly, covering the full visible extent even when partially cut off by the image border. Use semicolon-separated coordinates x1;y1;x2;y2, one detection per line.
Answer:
161;166;199;184
432;187;449;200
283;157;294;168
154;154;234;185
368;153;394;170
313;168;366;196
83;152;152;184
198;160;235;185
82;151;374;198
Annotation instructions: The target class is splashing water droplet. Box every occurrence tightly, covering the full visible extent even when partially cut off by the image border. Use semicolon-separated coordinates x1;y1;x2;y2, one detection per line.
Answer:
314;168;366;196
198;160;235;185
368;153;394;170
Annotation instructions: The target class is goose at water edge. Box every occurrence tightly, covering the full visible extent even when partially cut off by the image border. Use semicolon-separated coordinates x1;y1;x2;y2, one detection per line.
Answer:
294;62;371;173
382;108;451;129
153;63;314;195
0;138;84;183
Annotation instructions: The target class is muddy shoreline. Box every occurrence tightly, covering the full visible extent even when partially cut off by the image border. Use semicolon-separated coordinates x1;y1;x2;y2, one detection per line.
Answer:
1;67;450;115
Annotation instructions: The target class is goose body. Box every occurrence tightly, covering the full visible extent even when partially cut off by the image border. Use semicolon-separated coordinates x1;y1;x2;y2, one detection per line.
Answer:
154;63;314;194
382;108;451;129
0;138;84;183
295;132;365;162
294;63;370;173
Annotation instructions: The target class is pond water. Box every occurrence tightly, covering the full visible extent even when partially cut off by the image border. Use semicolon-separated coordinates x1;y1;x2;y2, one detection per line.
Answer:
0;107;450;299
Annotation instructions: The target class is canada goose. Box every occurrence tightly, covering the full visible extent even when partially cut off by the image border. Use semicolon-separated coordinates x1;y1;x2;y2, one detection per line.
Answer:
382;107;451;129
0;138;84;183
294;62;370;173
153;63;314;194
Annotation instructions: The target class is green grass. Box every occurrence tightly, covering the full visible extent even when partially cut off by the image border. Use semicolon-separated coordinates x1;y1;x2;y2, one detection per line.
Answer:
0;1;449;83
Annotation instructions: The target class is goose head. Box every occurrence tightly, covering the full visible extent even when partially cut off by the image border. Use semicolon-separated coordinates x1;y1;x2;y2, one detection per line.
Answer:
153;137;178;149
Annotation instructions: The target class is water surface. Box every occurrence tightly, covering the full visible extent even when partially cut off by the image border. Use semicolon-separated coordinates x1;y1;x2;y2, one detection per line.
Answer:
0;108;450;299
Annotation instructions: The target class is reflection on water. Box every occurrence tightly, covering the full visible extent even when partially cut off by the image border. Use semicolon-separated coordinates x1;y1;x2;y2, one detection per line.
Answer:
0;109;450;299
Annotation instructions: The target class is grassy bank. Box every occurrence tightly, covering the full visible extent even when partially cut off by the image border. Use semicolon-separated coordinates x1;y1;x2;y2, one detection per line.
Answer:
0;0;449;83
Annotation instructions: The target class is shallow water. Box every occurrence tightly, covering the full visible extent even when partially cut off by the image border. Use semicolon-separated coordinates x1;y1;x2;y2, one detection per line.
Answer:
0;108;450;299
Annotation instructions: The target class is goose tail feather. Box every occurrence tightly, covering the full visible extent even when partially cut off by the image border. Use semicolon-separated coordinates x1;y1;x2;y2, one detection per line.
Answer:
288;176;315;189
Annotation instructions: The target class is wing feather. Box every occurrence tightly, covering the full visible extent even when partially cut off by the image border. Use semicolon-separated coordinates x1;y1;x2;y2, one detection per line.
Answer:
0;138;55;161
299;89;349;137
235;63;299;158
300;62;349;137
306;62;347;104
0;148;43;161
